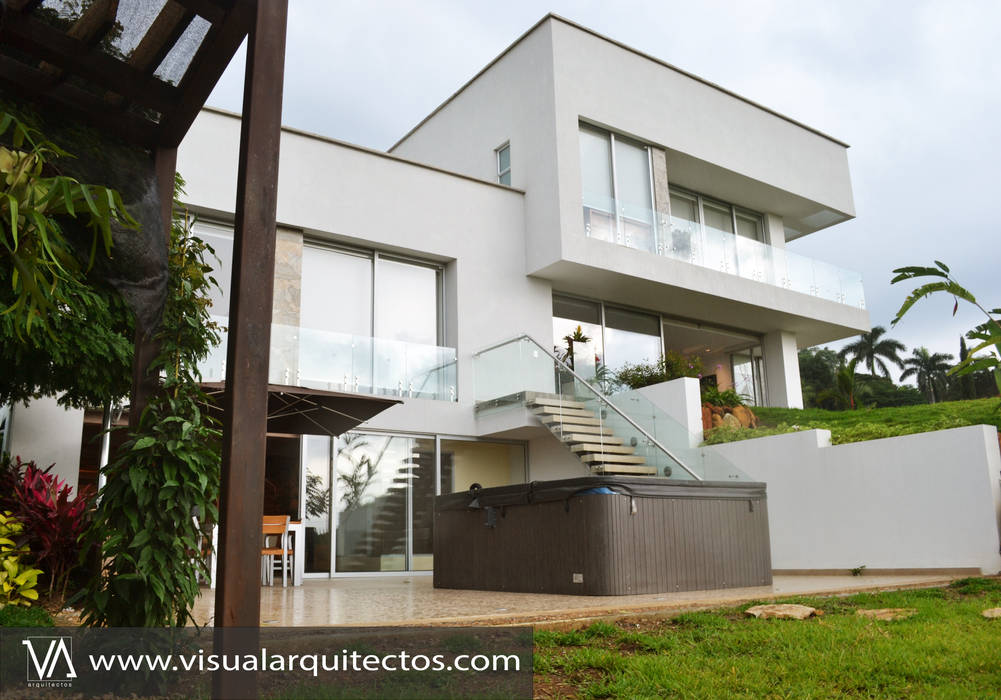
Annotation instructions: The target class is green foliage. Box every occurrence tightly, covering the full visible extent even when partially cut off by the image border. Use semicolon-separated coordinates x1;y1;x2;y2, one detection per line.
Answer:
615;351;703;390
0;602;54;626
82;178;221;627
702;422;804;445
701;385;744;407
535;582;1001;698
892;261;1001;405
0;511;43;606
0;109;137;336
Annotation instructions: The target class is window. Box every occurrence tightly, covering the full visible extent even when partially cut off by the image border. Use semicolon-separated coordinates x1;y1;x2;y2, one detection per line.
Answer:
301;244;441;344
668;186;763;241
496;143;511;185
579;125;656;252
553;293;767;402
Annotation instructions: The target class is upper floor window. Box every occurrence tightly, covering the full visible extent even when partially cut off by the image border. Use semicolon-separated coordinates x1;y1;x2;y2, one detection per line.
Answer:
496;143;511;185
579;124;656;252
669;186;762;241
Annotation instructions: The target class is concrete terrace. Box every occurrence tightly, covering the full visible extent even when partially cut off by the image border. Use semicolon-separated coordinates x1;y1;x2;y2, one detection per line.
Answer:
191;575;960;628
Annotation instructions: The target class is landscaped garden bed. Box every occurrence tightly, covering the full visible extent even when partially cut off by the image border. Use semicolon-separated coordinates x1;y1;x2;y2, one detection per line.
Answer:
534;578;1001;698
702;397;1001;446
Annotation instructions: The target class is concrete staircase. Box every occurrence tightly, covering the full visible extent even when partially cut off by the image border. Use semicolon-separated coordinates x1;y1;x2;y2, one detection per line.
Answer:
528;395;657;476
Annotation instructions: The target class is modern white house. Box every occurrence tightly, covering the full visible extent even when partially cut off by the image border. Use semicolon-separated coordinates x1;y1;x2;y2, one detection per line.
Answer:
18;16;995;583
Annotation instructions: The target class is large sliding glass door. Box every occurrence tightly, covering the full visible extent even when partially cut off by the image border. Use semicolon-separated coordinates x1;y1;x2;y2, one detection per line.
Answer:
333;433;436;573
301;432;524;576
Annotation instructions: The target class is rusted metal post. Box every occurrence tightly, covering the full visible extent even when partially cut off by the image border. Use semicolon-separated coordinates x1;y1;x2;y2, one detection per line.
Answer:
127;145;176;430
212;0;287;698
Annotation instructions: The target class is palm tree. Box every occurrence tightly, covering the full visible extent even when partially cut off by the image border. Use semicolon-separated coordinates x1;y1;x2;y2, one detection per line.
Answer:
838;326;907;378
900;347;954;403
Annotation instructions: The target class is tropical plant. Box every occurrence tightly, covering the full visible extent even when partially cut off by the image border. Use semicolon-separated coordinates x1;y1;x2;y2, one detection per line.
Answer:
0;511;43;607
82;177;222;627
900;347;954;404
558;325;591;369
891;261;1001;404
0;109;136;336
615;351;703;390
838;326;906;379
2;460;93;601
701;386;745;407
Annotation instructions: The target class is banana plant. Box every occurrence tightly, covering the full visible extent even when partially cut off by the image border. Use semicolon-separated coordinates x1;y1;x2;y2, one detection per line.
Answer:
891;261;1001;403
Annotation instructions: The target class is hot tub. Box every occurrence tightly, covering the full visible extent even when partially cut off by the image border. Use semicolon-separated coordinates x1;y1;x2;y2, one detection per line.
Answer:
433;476;771;595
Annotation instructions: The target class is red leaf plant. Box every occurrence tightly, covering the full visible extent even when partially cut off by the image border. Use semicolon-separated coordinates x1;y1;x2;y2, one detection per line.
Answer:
2;455;93;601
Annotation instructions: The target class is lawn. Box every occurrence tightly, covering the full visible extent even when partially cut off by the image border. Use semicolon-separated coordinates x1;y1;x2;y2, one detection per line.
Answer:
534;578;1001;698
704;397;1001;446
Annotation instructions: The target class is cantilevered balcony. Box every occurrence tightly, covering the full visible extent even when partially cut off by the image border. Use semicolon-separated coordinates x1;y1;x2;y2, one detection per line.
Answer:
583;206;865;309
200;317;457;402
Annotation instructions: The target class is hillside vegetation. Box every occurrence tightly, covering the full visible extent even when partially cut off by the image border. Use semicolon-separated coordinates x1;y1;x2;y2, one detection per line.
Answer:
704;397;1000;445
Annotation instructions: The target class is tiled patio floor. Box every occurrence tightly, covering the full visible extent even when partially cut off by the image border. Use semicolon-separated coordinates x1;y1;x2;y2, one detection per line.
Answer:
191;574;959;627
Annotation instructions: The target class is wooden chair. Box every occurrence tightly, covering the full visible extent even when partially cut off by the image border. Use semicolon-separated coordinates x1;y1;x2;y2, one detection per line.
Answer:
261;515;293;587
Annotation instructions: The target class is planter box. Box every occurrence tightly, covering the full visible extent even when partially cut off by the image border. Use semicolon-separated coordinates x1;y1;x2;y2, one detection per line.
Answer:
434;476;772;595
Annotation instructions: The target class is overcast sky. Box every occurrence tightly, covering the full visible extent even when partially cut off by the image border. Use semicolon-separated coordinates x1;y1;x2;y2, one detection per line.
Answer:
205;0;1001;382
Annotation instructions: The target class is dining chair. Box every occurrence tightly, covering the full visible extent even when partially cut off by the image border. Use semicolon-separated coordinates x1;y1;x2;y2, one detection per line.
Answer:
261;515;293;587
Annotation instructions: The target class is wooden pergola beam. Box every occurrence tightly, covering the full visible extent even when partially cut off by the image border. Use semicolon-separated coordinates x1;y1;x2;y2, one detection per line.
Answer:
0;9;179;114
0;55;160;145
157;0;254;147
171;0;228;25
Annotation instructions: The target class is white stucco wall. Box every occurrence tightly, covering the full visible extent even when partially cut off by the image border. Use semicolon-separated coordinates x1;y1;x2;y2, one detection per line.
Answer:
710;426;1001;574
390;15;868;349
178;109;551;437
8;397;84;494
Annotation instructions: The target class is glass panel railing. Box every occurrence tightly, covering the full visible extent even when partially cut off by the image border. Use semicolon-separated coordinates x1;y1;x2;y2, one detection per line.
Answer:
582;206;865;309
199;316;457;402
473;335;750;481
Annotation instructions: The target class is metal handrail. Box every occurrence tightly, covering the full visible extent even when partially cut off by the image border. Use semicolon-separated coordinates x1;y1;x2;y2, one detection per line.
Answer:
475;334;703;481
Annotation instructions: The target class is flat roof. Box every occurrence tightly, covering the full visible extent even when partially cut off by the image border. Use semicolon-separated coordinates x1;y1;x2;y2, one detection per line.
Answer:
390;13;850;152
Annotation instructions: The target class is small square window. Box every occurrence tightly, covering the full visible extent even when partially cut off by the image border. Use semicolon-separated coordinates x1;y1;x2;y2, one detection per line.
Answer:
496;143;511;185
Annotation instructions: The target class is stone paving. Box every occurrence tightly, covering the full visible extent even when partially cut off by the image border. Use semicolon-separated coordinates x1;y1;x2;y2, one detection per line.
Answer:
191;574;959;627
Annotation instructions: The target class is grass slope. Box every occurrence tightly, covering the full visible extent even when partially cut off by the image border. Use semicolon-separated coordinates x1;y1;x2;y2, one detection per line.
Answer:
704;397;1000;446
535;579;1001;698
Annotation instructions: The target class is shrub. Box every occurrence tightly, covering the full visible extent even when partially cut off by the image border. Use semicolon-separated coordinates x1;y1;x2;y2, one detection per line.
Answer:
702;386;745;407
0;511;43;607
0;603;53;627
616;351;703;390
0;456;92;602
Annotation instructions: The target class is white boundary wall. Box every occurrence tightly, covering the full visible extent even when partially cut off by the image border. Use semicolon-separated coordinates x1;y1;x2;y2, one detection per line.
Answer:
709;426;1001;574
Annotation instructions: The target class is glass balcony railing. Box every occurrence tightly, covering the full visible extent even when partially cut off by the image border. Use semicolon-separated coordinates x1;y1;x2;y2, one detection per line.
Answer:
473;335;750;481
199;316;457;402
583;206;865;309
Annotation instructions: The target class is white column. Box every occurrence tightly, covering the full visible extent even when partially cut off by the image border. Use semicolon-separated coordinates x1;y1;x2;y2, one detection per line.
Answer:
764;213;785;248
762;330;803;408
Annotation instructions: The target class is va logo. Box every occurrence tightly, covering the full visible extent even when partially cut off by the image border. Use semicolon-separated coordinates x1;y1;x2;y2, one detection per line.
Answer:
23;636;77;684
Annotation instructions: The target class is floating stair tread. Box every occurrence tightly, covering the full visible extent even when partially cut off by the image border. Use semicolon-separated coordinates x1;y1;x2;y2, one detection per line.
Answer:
529;397;588;410
591;465;658;476
570;443;635;455
531;407;596;419
561;433;624;445
549;424;613;436
580;454;648;464
538;415;602;426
